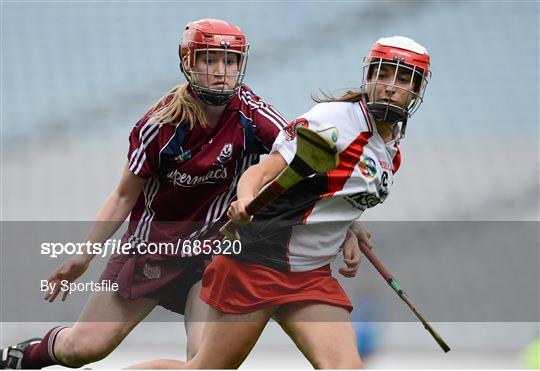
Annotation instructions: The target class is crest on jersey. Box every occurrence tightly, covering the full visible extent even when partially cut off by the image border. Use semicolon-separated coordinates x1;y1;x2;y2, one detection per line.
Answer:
143;263;161;280
284;118;309;141
359;156;377;179
217;143;233;163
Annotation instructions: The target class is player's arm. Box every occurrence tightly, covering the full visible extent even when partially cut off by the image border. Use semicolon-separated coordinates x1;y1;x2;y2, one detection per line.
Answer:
44;162;145;302
82;161;146;258
227;152;287;225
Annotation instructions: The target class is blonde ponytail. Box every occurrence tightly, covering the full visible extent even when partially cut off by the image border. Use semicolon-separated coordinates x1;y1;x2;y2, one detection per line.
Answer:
149;83;207;129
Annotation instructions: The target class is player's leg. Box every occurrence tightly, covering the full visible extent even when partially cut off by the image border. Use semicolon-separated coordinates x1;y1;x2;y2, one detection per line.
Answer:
182;280;209;361
54;290;158;367
127;306;275;369
2;290;158;369
189;306;275;369
274;302;363;369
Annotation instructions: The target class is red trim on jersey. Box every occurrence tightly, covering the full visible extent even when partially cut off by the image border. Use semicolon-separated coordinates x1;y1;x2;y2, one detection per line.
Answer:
200;255;353;314
301;202;312;225
284;225;293;271
301;131;373;224
359;99;374;132
325;131;372;196
393;143;401;173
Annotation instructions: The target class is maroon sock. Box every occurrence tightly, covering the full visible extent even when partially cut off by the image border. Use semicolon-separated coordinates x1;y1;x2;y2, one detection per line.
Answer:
21;326;67;369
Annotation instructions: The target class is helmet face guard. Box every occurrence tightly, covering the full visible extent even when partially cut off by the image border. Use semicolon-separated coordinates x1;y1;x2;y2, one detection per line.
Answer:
361;36;431;129
180;19;249;106
182;43;249;106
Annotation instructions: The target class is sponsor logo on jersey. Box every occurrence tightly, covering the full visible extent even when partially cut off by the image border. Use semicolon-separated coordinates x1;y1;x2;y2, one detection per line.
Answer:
143;263;161;280
359;157;377;179
284;118;309;141
345;192;381;210
379;160;392;171
217;143;233;163
173;150;192;163
166;166;229;187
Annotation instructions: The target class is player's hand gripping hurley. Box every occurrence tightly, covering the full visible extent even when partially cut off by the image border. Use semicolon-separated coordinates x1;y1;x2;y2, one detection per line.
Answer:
359;243;451;352
220;126;340;239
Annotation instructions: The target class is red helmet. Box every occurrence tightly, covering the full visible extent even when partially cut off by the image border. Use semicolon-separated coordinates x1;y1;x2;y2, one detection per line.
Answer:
179;19;249;106
361;36;431;130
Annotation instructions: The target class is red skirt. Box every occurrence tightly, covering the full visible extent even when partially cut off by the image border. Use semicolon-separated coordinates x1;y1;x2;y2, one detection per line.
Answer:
200;255;353;314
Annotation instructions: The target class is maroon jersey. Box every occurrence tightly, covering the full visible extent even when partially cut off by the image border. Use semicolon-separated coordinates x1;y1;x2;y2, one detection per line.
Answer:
125;84;286;248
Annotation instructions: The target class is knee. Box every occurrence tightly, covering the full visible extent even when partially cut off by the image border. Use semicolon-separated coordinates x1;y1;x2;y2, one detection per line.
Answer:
58;328;123;367
185;339;199;362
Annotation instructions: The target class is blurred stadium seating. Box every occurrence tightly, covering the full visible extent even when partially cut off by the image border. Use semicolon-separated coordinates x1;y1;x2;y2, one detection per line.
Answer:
1;2;538;368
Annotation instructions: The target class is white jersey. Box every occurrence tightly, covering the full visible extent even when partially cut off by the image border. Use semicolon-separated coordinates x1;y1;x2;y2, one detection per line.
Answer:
236;100;402;272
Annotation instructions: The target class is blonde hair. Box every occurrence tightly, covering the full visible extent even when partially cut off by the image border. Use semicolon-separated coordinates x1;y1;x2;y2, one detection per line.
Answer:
149;83;207;129
312;89;364;104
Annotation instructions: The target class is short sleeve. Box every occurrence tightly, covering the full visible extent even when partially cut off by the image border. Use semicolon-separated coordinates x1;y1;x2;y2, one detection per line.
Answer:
253;104;286;153
238;86;288;154
271;103;334;164
271;102;372;164
270;118;309;164
127;118;164;178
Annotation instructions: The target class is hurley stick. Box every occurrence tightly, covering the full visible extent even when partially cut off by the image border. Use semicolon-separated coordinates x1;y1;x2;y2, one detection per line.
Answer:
358;243;451;352
220;126;339;239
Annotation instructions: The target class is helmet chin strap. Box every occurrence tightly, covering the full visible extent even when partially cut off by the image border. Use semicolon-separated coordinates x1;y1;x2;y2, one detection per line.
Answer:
366;101;409;139
366;102;408;124
195;88;236;106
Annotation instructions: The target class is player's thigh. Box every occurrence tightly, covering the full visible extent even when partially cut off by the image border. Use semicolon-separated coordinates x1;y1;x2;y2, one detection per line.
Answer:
188;306;276;369
68;290;158;347
183;280;210;360
275;302;363;369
